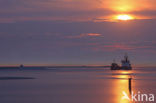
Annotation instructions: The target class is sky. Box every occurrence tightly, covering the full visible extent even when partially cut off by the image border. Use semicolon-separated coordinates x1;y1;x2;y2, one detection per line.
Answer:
0;0;156;66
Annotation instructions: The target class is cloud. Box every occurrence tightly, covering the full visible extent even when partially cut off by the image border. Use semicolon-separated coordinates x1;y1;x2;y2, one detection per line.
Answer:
104;44;153;51
88;41;156;52
1;0;156;23
0;20;156;65
67;33;102;38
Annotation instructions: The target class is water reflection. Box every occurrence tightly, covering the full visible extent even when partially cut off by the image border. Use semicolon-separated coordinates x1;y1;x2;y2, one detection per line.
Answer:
112;70;133;103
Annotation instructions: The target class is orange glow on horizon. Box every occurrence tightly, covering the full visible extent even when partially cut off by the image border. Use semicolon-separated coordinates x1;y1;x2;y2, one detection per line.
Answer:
99;0;156;21
101;0;155;12
116;15;134;21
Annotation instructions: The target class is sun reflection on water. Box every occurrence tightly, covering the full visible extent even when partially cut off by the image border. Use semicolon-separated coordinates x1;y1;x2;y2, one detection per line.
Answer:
112;70;134;103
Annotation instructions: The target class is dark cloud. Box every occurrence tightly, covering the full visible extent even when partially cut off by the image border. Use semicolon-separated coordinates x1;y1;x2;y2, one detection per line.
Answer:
132;10;156;17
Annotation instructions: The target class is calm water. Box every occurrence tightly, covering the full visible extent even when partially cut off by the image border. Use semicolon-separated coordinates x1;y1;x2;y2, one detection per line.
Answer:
0;67;156;103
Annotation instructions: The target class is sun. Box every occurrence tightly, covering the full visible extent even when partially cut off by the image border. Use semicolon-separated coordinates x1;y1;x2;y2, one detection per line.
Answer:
116;14;134;21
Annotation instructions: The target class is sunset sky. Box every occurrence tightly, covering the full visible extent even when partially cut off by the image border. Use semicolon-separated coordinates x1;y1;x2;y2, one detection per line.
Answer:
0;0;156;66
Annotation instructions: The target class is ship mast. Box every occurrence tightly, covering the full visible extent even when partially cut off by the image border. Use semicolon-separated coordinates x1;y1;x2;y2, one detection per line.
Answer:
124;53;128;62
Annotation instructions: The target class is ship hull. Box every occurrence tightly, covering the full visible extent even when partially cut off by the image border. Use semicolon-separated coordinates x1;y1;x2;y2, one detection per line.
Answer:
111;66;132;70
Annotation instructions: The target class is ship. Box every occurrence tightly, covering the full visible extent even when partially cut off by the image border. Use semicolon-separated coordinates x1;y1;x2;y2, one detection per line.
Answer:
111;54;132;70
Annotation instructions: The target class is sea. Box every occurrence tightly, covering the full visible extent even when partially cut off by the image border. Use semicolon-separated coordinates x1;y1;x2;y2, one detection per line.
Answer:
0;67;156;103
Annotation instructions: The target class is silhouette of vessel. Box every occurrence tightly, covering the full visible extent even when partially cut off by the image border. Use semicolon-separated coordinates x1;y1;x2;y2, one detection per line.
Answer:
111;54;132;70
19;64;24;69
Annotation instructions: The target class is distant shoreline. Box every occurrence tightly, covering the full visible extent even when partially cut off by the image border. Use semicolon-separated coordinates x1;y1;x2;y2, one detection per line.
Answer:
0;66;110;69
0;66;155;70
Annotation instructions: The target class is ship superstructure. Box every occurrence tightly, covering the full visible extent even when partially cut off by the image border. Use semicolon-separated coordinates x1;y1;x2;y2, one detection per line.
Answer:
121;54;132;70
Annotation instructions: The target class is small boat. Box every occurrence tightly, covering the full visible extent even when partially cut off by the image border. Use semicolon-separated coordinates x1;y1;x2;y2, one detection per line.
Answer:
111;54;132;70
